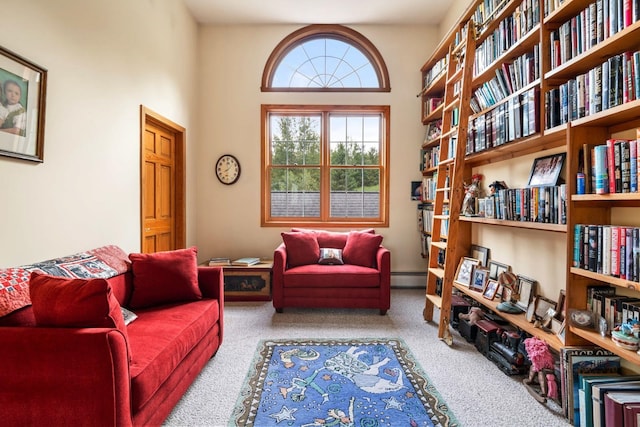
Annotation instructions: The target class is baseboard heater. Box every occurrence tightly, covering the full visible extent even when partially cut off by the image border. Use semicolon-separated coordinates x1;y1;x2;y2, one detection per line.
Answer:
390;272;426;288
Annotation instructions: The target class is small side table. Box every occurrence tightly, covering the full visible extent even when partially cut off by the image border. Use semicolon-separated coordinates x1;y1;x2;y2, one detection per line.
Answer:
221;261;273;301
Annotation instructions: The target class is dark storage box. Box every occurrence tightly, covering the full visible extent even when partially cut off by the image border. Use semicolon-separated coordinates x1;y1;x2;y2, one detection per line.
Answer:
474;319;500;356
458;317;477;342
450;294;471;329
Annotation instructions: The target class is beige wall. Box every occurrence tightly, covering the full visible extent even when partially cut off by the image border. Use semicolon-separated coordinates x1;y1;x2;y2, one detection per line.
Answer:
0;0;198;266
195;24;438;272
0;2;442;273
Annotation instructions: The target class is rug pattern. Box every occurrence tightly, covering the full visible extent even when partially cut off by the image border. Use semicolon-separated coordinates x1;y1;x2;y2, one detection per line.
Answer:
230;338;457;427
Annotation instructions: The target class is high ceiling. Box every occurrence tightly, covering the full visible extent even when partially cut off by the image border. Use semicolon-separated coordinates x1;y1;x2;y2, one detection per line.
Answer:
183;0;454;25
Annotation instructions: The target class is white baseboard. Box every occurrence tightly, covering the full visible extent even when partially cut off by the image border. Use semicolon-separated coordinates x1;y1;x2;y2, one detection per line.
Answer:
390;272;426;289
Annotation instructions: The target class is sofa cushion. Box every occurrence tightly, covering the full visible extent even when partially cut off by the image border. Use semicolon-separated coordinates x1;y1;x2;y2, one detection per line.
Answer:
318;248;344;265
28;273;128;340
343;231;383;267
129;247;202;309
127;299;220;412
291;228;374;249
283;264;381;287
281;232;320;267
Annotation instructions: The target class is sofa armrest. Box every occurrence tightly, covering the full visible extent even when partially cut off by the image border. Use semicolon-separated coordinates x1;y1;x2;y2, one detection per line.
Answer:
0;327;132;427
272;243;288;309
377;246;391;311
198;266;224;343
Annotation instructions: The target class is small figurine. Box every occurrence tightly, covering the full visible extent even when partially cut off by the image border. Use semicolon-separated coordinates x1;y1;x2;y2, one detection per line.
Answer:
458;306;484;325
488;180;508;195
523;337;557;403
461;174;483;216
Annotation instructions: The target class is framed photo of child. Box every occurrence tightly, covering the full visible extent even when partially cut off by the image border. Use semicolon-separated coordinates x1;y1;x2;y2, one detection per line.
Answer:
0;46;47;162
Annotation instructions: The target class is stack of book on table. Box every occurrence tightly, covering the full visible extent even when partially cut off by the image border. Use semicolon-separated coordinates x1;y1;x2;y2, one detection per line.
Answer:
208;257;230;266
231;257;261;266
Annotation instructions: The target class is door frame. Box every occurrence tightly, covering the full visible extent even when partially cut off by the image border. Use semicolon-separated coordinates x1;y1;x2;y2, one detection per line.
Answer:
140;105;186;251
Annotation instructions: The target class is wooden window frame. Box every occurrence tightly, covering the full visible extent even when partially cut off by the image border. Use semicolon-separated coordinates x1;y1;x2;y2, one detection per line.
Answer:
261;104;390;227
261;24;391;92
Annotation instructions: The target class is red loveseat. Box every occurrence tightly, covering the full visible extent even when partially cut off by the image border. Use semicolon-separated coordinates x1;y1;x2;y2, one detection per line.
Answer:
0;246;224;427
273;229;390;314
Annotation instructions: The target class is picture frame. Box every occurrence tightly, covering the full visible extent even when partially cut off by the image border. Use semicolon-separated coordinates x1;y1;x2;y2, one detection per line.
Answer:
487;260;510;281
534;296;557;320
477;198;486;217
411;181;422;200
482;279;499;300
515;275;537;311
556;289;566;321
0;46;47;163
470;245;490;267
527;152;565;187
454;257;480;287
469;266;489;292
526;301;536;322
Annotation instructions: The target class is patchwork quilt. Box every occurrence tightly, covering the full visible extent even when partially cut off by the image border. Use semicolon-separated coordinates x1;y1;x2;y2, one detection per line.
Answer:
0;245;130;317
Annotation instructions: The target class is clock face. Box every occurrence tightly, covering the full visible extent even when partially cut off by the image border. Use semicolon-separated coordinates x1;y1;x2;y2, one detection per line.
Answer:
215;154;240;185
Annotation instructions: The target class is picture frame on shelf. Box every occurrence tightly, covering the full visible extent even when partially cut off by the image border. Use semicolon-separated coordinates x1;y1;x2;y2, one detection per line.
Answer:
477;198;486;217
487;260;510;281
533;296;556;320
469;266;489;292
527;152;565;187
515;275;536;311
454;257;480;287
411;181;422;200
555;289;566;321
470;244;490;267
525;301;536;322
0;46;47;163
482;279;499;300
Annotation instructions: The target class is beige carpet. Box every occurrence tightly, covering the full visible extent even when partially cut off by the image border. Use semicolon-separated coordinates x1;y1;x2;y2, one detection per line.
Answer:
164;288;569;426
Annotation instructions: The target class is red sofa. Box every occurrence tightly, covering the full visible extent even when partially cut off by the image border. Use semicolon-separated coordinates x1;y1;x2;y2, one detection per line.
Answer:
0;246;224;427
273;229;391;314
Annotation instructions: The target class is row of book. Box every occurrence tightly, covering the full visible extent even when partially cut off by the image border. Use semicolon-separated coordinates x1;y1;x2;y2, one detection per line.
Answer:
573;224;640;281
546;50;640;128
590;138;639;194
549;0;640;69
207;257;261;266
423;57;447;91
420;146;439;171
587;285;640;332
470;46;540;114
473;3;540;77
474;0;540;36
490;185;567;224
423;97;443;117
467;87;540;154
419;174;449;203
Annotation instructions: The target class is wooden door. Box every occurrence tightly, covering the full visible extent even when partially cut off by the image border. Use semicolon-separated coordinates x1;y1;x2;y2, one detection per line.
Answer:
140;106;186;253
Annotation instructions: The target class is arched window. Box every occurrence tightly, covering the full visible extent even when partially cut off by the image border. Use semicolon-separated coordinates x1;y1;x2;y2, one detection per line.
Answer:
262;24;390;92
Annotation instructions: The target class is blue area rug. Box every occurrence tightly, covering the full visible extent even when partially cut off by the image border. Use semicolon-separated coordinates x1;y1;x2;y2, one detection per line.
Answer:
230;338;458;426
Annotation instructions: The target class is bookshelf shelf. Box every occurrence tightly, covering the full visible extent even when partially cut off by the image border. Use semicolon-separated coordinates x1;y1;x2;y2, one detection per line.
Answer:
422;103;445;124
570;326;640;365
570;267;640;292
453;282;564;351
460;215;567;232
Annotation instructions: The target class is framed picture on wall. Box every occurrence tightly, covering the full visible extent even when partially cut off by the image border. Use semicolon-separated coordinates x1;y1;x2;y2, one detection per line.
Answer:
0;46;47;162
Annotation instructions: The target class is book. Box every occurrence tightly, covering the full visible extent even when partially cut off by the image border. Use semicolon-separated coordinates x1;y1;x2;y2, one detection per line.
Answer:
624;403;640;427
231;257;261;266
208;257;231;266
604;391;640;427
592;380;640;427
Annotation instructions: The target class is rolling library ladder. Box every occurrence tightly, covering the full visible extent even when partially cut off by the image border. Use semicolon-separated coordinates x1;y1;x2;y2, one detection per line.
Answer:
423;20;475;345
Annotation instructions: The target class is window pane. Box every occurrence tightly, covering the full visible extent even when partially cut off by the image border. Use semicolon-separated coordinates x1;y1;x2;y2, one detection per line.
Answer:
270;115;320;166
329;115;380;166
330;168;380;218
270;168;320;217
272;37;380;88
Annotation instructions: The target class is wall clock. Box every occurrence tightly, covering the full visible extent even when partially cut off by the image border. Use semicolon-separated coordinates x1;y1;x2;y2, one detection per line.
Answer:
215;154;241;185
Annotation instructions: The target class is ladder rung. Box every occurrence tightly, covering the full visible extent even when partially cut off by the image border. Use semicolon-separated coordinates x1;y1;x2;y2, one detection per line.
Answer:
441;127;457;138
443;100;458;112
436;187;451;192
439;157;455;166
433;214;449;220
428;267;445;279
425;293;443;309
446;67;463;85
431;241;447;250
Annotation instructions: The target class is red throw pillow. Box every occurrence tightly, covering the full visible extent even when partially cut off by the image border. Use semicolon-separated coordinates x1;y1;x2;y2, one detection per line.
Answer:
281;232;320;267
128;247;202;309
342;231;383;267
29;273;128;339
